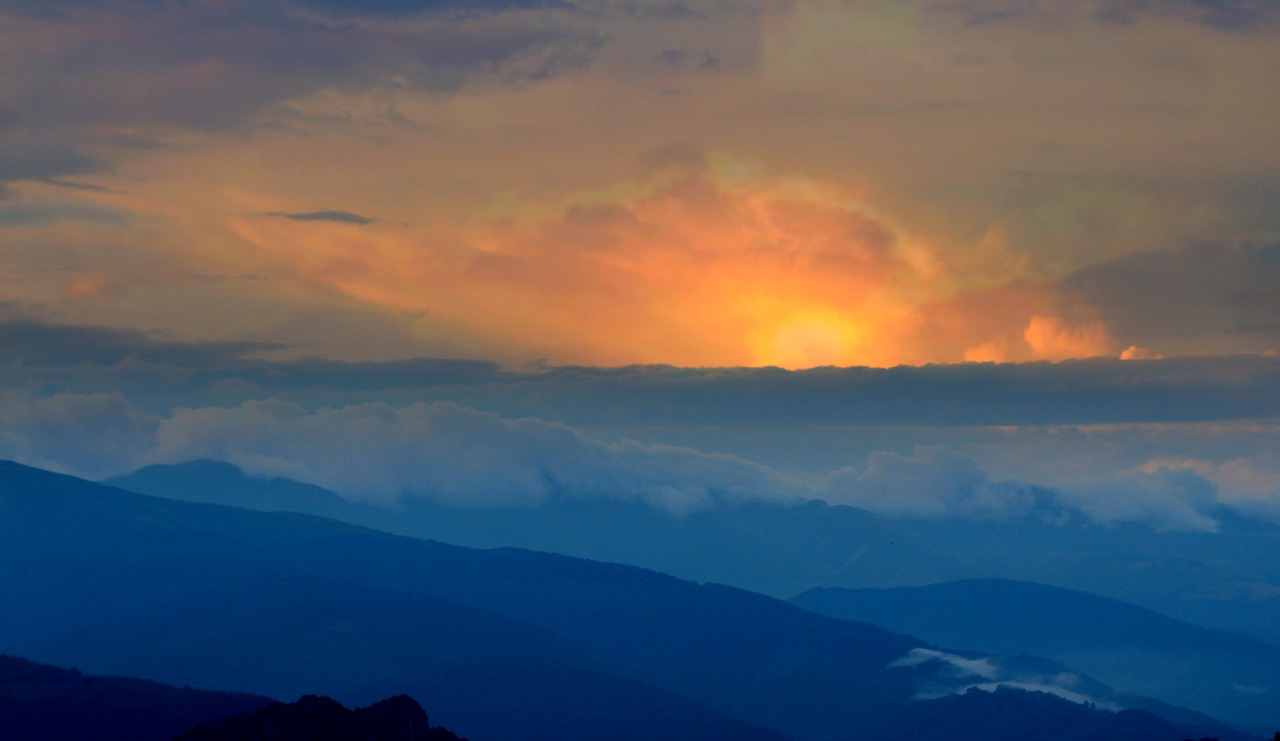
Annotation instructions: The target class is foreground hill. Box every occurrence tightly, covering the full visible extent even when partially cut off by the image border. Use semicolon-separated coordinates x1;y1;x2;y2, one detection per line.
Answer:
0;461;1248;741
793;579;1280;732
0;654;271;741
175;694;463;741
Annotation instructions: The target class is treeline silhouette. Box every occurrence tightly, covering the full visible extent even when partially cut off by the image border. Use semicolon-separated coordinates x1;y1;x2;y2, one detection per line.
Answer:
175;694;465;740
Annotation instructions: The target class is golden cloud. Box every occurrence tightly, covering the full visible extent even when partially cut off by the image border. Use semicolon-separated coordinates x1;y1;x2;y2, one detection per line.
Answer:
227;165;1122;368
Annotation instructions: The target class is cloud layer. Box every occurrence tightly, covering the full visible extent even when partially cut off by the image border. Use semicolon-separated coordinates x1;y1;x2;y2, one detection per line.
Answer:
1;316;1278;426
150;399;799;513
0;382;1249;531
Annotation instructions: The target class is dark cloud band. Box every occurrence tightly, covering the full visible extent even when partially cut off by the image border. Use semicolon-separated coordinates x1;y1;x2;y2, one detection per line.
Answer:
2;317;1278;426
262;210;378;225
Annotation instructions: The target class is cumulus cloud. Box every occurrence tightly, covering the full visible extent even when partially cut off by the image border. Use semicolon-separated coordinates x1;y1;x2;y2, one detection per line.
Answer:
1058;466;1222;532
822;446;1050;520
149;399;800;513
233;162;1163;369
821;446;1227;531
1022;315;1112;361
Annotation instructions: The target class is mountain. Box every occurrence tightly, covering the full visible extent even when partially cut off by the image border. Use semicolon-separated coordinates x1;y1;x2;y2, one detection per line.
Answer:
101;460;1280;652
792;579;1280;732
103;459;361;519
175;694;463;741
99;463;953;596
0;653;271;741
0;460;1245;741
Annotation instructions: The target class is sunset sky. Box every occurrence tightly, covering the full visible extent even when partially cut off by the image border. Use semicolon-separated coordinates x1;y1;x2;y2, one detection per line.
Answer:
4;0;1278;368
2;0;1280;523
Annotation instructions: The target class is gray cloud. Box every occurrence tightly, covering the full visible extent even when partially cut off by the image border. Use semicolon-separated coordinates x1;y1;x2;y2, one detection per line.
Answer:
0;132;102;183
0;319;280;368
0;202;127;228
1;317;1279;426
291;0;572;17
1067;240;1280;356
262;210;378;225
934;0;1280;31
0;0;572;21
0;0;604;182
1095;0;1280;31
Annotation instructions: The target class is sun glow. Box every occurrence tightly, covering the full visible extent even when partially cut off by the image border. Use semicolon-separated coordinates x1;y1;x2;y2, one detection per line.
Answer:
202;162;1115;368
754;312;865;369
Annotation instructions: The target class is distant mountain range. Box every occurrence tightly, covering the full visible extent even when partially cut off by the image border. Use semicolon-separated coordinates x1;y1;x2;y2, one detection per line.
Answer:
1;460;1251;741
105;459;1280;649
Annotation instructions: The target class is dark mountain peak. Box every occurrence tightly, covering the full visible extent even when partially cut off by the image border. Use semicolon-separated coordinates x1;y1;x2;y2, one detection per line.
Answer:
174;693;464;741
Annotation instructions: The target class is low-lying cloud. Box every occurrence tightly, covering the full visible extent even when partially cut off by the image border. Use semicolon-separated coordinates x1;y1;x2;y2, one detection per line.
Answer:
0;386;1249;531
150;399;800;514
820;446;1224;531
890;648;1119;710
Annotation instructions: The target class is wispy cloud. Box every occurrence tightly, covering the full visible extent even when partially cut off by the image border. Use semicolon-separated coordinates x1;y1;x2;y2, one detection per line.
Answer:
0;0;603;183
261;210;377;225
0;317;1277;427
890;648;1119;709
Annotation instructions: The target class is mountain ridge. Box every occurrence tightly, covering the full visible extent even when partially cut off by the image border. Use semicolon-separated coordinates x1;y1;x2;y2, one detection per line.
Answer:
0;459;1252;741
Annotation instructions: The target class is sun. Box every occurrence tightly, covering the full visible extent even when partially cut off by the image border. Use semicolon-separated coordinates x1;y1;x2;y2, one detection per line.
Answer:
753;311;866;369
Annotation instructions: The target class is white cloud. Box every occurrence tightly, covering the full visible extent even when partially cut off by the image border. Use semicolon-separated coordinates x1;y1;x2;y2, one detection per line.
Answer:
821;446;1050;520
151;399;801;514
889;648;1001;680
890;648;1118;710
1058;466;1221;532
0;386;1258;531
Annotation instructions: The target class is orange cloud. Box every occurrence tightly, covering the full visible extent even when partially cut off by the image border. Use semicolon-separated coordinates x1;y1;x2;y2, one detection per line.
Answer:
226;167;1122;368
1023;315;1112;361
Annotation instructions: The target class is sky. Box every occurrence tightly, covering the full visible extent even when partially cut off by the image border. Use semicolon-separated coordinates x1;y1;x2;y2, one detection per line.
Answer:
2;0;1279;527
